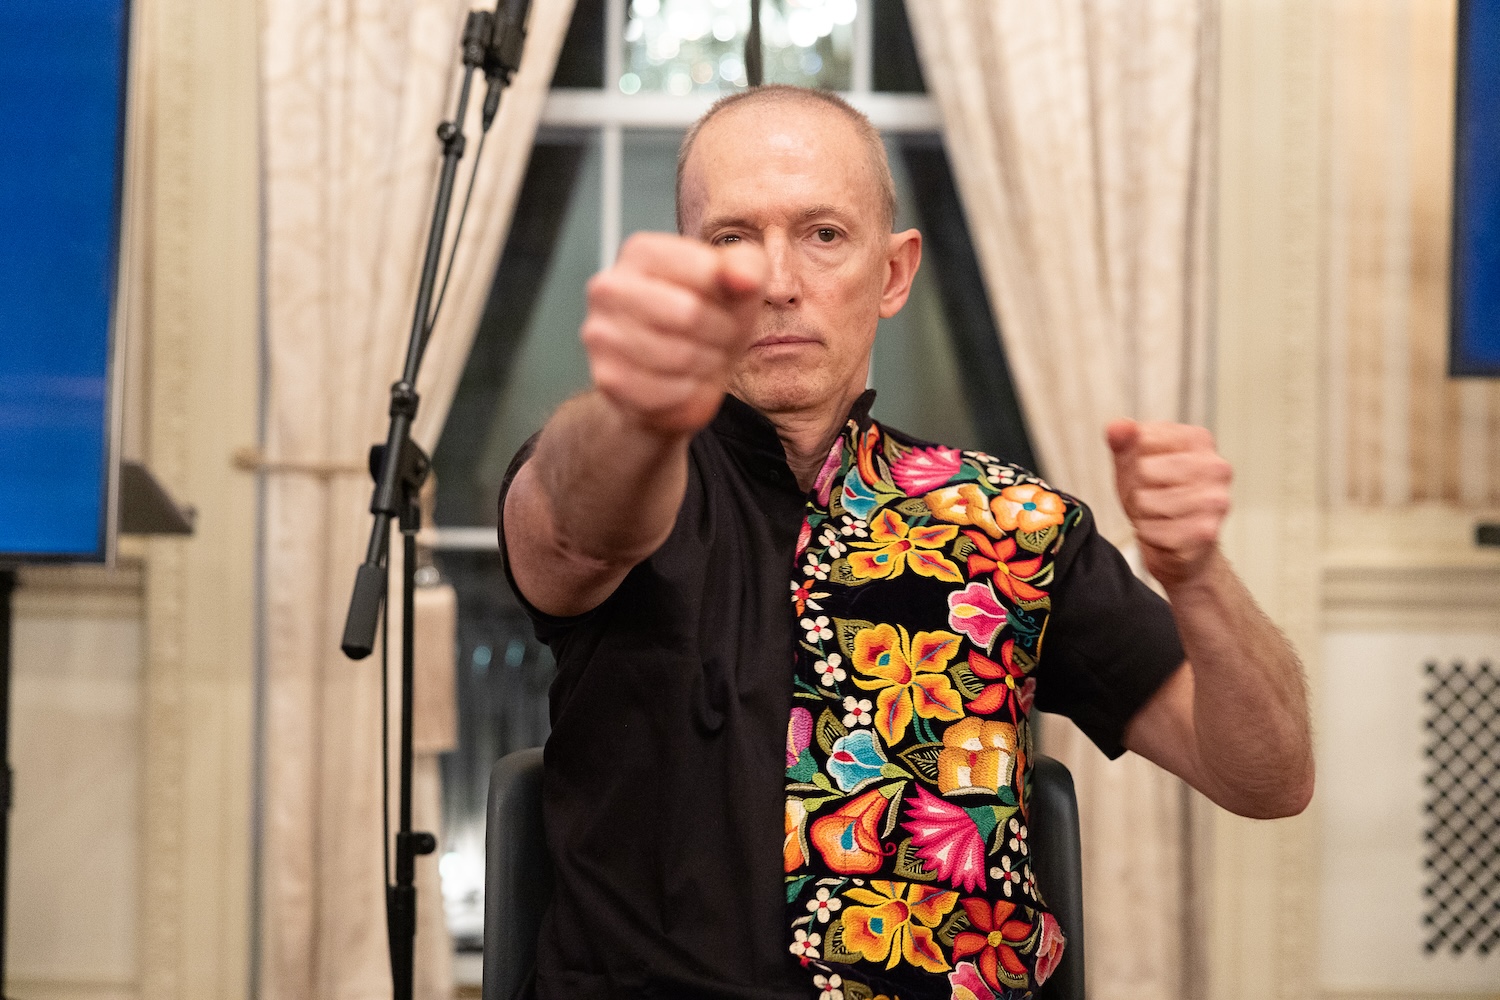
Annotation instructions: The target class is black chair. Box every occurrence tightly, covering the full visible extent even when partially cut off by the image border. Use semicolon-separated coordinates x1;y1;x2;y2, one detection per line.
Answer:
483;748;1085;1000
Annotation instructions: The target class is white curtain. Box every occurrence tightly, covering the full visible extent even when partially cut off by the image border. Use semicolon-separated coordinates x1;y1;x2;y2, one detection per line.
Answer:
906;3;1216;998
257;0;576;996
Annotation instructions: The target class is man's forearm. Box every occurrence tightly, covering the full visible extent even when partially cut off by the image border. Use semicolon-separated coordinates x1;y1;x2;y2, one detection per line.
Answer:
505;390;694;615
1164;550;1315;816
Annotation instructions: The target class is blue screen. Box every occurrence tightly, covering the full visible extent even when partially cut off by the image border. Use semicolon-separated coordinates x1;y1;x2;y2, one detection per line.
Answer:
1453;0;1500;374
0;0;127;559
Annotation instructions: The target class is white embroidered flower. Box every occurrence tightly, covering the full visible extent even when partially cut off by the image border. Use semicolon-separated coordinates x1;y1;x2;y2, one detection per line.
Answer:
989;855;1022;897
1022;860;1037;897
837;515;867;538
807;887;841;923
815;653;846;687
842;695;873;727
825;537;847;558
985;463;1004;485
802;554;831;580
790;928;821;959
801;615;833;643
813;973;843;999
1008;816;1029;856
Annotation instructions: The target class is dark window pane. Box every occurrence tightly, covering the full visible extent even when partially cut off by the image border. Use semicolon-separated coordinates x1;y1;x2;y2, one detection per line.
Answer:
891;134;1036;470
873;0;925;93
432;133;599;527
552;0;605;88
622;128;684;234
434;550;556;948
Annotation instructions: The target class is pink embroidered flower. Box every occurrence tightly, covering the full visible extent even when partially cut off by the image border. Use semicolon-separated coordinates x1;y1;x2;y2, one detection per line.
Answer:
1034;911;1067;985
787;707;813;767
796;519;813;560
891;445;964;495
813;440;844;506
947;581;1007;651
902;785;989;892
948;961;999;1000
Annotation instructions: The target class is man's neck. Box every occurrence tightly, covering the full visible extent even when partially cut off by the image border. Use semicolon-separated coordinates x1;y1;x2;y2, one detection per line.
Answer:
764;391;863;491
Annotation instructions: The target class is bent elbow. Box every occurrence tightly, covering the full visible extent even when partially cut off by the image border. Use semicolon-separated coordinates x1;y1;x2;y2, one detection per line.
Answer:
1227;760;1315;820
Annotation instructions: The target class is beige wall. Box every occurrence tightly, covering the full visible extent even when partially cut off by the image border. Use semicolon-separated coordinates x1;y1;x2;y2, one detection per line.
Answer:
7;0;262;995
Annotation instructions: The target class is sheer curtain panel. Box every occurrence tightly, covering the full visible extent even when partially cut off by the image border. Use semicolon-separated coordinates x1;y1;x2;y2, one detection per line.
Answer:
905;3;1217;998
257;0;575;996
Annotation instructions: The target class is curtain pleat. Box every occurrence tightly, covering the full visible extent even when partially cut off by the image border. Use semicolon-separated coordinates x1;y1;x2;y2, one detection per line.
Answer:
905;4;1215;998
257;1;576;996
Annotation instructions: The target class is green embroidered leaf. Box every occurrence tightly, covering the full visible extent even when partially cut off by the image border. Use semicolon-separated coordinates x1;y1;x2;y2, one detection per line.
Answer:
950;661;987;699
897;742;945;784
1011;644;1038;673
1016;524;1060;554
894;838;938;881
786;782;823;795
879;763;913;781
894;496;931;519
832;617;875;661
990;804;1019;851
1025;562;1055;588
829;484;846;520
842;982;876;1000
1017;594;1052;612
881;782;906;839
829;558;863;587
821;917;861;964
966;805;1000;843
785;875;813;904
936;907;973;948
815;709;849;756
788;750;818;783
952;534;975;561
996;783;1018;807
812;772;835;793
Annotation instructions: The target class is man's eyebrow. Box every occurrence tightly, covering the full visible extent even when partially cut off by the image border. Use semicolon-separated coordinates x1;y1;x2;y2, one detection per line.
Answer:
699;205;856;234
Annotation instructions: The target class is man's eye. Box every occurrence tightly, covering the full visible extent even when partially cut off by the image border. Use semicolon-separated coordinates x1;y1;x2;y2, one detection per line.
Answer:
816;228;837;243
720;234;741;244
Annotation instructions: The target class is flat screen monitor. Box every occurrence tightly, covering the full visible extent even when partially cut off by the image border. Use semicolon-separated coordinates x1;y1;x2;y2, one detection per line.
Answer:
1452;0;1500;375
0;0;129;561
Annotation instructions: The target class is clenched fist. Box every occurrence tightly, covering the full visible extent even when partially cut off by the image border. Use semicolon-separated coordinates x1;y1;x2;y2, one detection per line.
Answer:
582;232;767;436
1107;419;1233;588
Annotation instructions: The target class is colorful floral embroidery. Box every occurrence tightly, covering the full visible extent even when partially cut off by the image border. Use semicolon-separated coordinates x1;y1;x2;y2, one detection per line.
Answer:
787;418;1079;999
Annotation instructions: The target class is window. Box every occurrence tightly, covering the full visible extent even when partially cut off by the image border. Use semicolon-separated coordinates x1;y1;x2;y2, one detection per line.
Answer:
429;0;1033;966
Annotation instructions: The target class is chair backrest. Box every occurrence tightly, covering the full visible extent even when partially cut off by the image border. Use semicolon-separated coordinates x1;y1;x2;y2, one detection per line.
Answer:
483;746;548;1000
483;748;1085;1000
1031;754;1087;1000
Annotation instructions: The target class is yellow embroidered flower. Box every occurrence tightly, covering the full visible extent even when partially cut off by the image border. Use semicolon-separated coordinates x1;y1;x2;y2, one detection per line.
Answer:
936;716;1018;795
924;482;1002;537
992;483;1066;533
847;509;961;583
840;880;958;973
852;623;964;744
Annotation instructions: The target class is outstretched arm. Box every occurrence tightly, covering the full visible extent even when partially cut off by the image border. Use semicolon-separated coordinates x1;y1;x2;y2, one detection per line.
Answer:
503;233;766;618
1110;421;1314;819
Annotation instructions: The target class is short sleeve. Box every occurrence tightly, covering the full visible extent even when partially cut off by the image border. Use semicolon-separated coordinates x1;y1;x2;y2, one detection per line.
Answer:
1033;501;1186;759
495;432;599;644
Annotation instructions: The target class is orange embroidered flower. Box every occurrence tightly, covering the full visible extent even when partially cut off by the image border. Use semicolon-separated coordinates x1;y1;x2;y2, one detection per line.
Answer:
852;623;965;744
785;798;809;872
963;531;1047;606
991;484;1066;533
936;716;1018;795
924;483;1002;537
848;509;961;583
840;880;958;973
952;899;1034;992
809;787;890;874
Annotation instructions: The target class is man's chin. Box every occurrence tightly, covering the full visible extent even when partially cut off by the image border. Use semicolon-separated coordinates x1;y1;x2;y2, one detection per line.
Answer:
729;370;843;417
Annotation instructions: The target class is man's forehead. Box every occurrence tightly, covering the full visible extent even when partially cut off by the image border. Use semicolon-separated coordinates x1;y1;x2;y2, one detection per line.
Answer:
683;102;877;221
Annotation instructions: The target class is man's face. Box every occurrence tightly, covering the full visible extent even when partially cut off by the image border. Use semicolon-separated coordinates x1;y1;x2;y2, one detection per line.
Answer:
679;102;915;419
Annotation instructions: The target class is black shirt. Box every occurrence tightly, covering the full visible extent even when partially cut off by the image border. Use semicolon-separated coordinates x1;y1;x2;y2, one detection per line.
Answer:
498;393;1184;1000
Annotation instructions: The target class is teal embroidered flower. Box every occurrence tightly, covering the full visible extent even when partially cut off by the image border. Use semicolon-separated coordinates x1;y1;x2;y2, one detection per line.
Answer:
826;729;889;792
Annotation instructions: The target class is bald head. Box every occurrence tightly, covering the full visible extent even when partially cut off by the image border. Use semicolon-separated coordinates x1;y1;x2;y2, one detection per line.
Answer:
675;85;897;235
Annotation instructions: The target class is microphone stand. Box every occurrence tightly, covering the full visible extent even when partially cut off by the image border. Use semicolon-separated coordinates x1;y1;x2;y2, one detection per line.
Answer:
340;7;525;999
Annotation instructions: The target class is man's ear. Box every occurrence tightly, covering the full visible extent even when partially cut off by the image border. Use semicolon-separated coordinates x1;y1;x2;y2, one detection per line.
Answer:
878;229;923;319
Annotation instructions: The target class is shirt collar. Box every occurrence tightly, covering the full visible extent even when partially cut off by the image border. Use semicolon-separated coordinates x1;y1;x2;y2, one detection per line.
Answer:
711;389;878;454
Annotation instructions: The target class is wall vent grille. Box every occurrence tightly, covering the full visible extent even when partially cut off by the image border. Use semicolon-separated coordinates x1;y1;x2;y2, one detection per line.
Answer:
1423;659;1499;956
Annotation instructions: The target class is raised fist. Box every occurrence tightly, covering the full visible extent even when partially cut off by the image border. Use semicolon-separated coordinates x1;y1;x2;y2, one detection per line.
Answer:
581;232;767;435
1106;419;1233;588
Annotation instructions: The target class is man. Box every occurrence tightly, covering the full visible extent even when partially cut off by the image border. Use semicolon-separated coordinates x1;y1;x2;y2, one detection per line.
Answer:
500;86;1313;1000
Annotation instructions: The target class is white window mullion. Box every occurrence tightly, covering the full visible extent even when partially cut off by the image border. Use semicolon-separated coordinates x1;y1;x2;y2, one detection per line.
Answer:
600;123;623;266
851;0;873;95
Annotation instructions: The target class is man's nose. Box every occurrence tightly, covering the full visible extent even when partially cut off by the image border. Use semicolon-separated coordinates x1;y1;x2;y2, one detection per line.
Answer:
762;233;800;306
